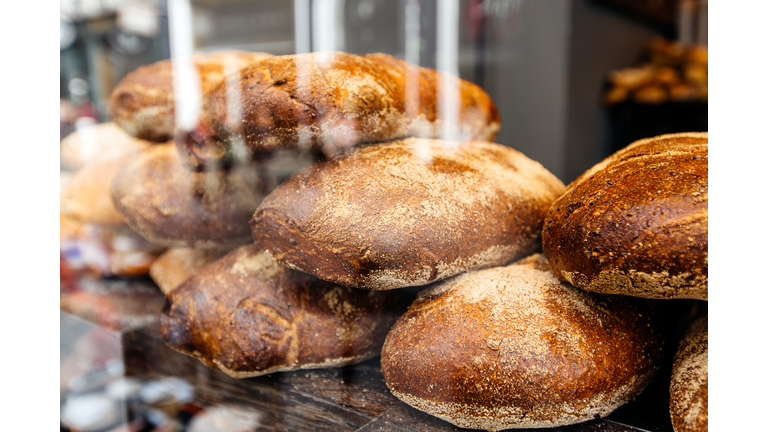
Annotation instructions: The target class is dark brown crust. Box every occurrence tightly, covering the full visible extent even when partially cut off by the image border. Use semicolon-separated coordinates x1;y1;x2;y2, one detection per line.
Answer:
381;254;664;431
111;143;267;250
250;138;565;290
176;52;500;168
160;244;410;377
108;51;273;142
542;132;708;300
669;316;708;432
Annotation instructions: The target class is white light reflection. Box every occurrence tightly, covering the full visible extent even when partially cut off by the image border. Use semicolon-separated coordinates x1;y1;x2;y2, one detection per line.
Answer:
167;0;201;132
312;0;344;53
405;0;432;164
224;54;249;164
436;0;460;150
294;0;312;151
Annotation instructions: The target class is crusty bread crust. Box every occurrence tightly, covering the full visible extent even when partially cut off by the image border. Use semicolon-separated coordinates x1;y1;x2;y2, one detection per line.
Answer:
381;254;664;431
111;143;267;250
669;316;708;432
108;50;273;142
160;244;410;378
251;138;565;290
176;52;500;168
542;132;708;300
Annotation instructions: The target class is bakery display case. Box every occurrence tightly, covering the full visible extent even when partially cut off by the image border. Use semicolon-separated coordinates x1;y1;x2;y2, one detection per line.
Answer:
60;1;708;431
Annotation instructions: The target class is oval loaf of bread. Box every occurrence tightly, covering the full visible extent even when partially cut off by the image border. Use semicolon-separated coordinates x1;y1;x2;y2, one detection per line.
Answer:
111;143;268;250
542;132;708;300
381;254;664;431
176;52;500;168
669;315;708;432
108;50;273;142
251;138;565;290
160;244;410;378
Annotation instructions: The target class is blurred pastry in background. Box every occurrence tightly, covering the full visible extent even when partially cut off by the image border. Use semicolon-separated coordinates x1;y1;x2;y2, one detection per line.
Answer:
149;247;228;294
603;37;707;105
60;122;152;171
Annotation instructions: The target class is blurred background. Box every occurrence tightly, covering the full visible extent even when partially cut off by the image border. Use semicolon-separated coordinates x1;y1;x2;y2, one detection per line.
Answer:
60;0;707;184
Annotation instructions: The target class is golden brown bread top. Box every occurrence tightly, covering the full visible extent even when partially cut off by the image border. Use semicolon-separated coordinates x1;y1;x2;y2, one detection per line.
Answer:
160;244;411;378
111;142;268;250
251;138;565;290
176;52;500;168
149;247;228;294
108;50;274;142
542;132;708;300
381;254;664;431
670;316;708;432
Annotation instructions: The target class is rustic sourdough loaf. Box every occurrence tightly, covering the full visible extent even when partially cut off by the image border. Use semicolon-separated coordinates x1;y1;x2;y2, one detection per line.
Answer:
251;138;565;290
148;247;228;294
108;50;273;142
542;132;708;300
669;315;708;432
160;244;410;378
176;52;500;168
380;254;664;431
111;142;268;250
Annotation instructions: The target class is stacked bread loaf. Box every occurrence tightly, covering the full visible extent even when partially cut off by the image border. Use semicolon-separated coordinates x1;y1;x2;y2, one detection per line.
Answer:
63;47;707;431
541;132;708;431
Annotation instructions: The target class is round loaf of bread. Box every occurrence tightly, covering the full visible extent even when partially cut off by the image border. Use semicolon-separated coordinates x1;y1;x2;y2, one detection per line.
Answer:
251;138;565;290
380;254;664;431
108;50;273;142
161;244;410;378
111;143;267;250
669;315;707;432
542;132;708;300
176;52;500;168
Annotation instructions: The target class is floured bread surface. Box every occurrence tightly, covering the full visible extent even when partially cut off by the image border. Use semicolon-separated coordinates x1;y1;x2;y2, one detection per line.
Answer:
381;254;664;431
670;316;708;432
160;244;410;378
542;132;708;300
176;52;500;168
108;50;273;142
251;138;565;290
149;247;228;294
111;142;268;250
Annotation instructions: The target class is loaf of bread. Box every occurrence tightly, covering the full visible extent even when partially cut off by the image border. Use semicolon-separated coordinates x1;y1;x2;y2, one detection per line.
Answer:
148;247;228;294
381;254;664;431
670;315;708;432
111;142;268;250
251;138;565;290
542;132;708;300
60;122;151;170
176;52;500;168
108;50;273;142
161;244;410;378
